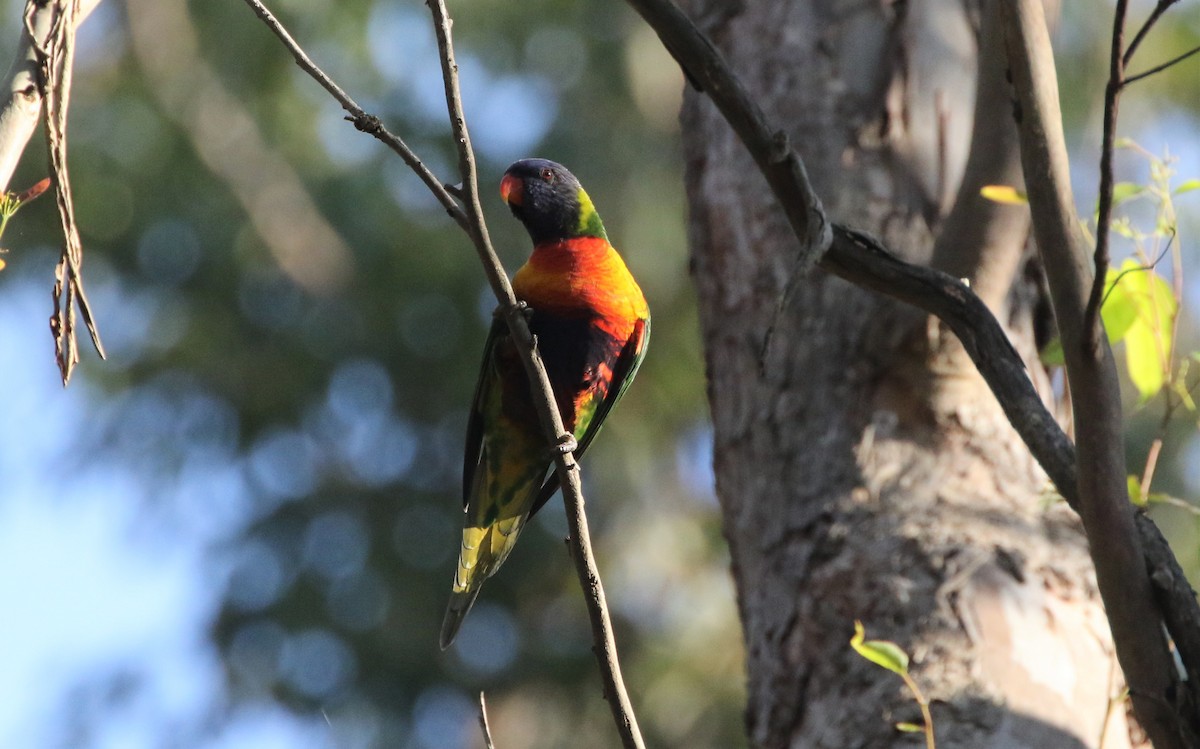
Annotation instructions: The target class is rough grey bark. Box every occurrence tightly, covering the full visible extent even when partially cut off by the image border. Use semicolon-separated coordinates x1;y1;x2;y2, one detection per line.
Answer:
681;1;1133;747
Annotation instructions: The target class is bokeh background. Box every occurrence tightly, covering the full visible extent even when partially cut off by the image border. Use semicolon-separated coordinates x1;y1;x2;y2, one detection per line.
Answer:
0;1;1197;747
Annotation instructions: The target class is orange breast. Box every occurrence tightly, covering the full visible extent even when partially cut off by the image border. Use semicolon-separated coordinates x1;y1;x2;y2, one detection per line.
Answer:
512;237;648;339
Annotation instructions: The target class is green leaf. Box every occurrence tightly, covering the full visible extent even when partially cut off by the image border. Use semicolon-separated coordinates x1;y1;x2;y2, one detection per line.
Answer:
1173;179;1200;196
1125;322;1166;399
895;722;924;733
1048;262;1175;378
1099;267;1138;343
1111;182;1145;206
851;621;910;676
1110;260;1176;401
1127;475;1146;506
979;185;1027;205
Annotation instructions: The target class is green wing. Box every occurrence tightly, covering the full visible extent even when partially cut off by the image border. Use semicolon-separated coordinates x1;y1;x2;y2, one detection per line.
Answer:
462;317;506;506
528;315;650;517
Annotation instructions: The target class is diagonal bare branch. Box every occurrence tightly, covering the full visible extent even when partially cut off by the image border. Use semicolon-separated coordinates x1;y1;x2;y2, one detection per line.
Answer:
1123;0;1181;68
238;0;467;234
1124;43;1200;87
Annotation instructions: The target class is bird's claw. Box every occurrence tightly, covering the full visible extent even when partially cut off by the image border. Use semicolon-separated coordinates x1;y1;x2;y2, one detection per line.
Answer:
493;301;533;321
553;434;578;456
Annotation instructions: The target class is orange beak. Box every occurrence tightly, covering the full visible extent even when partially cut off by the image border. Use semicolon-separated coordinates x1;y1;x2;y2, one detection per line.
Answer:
500;174;523;206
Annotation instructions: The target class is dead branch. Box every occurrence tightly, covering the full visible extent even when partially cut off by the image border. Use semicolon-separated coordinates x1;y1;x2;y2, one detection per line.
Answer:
26;0;105;384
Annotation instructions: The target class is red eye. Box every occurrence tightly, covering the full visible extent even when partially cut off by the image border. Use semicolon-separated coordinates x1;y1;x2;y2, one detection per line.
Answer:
540;167;555;182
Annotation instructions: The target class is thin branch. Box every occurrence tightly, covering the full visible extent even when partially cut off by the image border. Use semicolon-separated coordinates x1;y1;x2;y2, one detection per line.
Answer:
478;692;497;749
824;226;1075;501
239;2;647;746
1124;43;1200;87
1123;0;1180;68
1084;0;1128;352
238;0;468;233
422;2;646;744
1099;231;1175;309
424;0;515;314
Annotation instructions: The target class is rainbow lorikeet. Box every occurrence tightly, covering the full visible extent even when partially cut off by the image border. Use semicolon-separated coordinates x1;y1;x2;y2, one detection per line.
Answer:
439;159;650;649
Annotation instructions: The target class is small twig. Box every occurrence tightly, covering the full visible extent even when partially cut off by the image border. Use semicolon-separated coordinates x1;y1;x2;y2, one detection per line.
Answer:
1084;0;1129;353
1123;43;1200;88
478;692;497;749
1138;438;1163;501
237;0;468;233
424;0;514;311
1098;231;1175;308
934;88;950;212
1122;0;1180;68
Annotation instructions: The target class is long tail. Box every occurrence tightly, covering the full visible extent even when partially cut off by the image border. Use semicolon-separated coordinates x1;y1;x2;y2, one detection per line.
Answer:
439;516;527;649
440;585;483;650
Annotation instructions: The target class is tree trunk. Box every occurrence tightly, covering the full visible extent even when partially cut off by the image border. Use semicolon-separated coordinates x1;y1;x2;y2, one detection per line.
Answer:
681;1;1135;746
